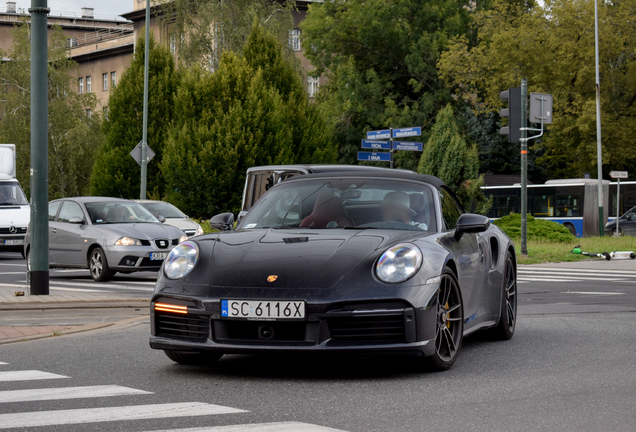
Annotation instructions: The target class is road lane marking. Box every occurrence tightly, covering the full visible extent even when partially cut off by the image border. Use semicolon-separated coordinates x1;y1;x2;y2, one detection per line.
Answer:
519;267;636;275
0;362;7;365
518;270;636;278
564;291;624;295
0;402;247;429
0;272;27;275
143;422;347;432
518;276;624;282
50;287;104;293
0;370;69;382
0;385;152;403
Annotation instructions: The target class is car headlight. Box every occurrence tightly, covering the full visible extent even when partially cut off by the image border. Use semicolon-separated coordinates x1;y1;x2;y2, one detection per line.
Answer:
115;237;141;246
178;235;188;244
195;224;204;236
375;243;423;284
164;241;199;279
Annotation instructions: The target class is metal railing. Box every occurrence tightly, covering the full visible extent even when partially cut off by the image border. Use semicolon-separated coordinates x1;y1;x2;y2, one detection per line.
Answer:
67;28;134;48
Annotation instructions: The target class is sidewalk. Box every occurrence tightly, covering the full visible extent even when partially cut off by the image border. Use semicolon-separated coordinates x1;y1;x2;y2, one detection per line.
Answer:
0;286;150;309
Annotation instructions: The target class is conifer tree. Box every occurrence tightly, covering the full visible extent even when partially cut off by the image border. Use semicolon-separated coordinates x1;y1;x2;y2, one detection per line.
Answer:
90;32;180;198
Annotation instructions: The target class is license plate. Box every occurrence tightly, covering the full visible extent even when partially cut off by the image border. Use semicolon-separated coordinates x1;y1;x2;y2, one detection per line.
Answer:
150;252;167;260
4;239;23;245
221;300;305;320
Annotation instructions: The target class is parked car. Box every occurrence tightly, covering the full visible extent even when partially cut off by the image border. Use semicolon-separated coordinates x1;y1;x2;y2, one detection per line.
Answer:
150;166;517;371
25;197;187;282
0;144;29;258
605;205;636;236
136;200;203;238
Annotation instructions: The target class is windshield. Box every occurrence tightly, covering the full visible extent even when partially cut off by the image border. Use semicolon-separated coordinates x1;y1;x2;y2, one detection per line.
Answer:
85;201;160;224
140;202;186;219
238;178;437;232
0;182;28;206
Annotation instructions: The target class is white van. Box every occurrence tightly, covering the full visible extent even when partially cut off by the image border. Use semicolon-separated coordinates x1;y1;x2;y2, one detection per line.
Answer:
0;144;30;257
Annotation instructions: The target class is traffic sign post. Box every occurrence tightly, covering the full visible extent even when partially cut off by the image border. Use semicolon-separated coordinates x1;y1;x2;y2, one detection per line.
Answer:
610;171;629;236
362;127;422;168
130;140;155;167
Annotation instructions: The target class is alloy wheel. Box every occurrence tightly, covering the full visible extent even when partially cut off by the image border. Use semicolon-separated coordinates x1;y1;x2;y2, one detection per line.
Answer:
503;257;517;333
90;250;103;279
435;274;463;362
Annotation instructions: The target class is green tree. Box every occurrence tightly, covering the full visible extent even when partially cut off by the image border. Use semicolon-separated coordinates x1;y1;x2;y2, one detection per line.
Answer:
438;0;636;178
418;105;490;213
90;32;180;199
0;22;101;199
300;0;472;167
161;22;336;218
158;0;296;70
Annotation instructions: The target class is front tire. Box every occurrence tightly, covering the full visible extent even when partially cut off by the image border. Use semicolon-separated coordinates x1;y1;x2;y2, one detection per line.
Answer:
89;247;113;282
490;252;517;340
164;350;223;365
425;268;464;371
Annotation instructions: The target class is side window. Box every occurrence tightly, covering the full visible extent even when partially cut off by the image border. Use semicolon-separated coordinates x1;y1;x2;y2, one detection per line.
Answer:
440;188;463;230
57;201;84;223
48;202;61;221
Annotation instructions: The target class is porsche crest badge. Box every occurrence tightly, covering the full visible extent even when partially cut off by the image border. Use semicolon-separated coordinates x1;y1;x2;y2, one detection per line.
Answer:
267;275;278;282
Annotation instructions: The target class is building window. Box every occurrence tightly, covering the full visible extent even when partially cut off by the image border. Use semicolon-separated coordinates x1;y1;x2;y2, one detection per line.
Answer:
86;109;92;118
308;75;319;98
103;73;108;91
111;71;116;87
289;29;301;51
78;77;83;94
86;76;91;93
169;35;176;55
67;37;78;48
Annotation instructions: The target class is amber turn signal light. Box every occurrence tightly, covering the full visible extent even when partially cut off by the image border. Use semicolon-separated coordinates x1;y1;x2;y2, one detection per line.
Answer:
154;303;188;314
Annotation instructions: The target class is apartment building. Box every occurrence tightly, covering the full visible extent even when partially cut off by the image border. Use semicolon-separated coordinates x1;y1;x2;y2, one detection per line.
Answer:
1;0;323;112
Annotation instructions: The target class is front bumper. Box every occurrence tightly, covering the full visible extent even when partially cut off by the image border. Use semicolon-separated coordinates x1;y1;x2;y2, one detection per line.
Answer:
104;245;172;272
149;293;439;357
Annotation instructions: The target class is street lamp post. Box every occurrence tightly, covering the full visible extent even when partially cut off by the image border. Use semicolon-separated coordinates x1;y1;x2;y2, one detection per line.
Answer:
594;0;604;236
140;0;150;199
28;0;50;295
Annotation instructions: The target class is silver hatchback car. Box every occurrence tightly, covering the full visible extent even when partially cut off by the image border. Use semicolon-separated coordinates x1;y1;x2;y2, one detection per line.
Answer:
24;197;187;282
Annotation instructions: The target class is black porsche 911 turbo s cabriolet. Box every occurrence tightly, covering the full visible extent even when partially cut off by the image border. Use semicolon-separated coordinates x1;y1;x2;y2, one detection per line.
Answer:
149;166;517;371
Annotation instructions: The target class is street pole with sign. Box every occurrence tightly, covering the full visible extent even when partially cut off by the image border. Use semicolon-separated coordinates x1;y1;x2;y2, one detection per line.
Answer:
358;127;422;166
610;171;628;235
140;0;150;199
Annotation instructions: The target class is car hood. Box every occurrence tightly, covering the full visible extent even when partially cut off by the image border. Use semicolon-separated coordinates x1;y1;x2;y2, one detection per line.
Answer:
208;229;426;289
163;218;199;231
0;205;30;228
98;222;184;240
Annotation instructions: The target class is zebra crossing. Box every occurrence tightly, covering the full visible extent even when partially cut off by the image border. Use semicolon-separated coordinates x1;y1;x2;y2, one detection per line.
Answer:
0;361;345;431
517;266;636;284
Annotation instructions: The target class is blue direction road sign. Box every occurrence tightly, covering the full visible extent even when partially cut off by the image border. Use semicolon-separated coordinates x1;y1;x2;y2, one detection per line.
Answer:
358;152;392;162
361;139;391;150
366;129;391;140
392;127;421;138
393;141;423;151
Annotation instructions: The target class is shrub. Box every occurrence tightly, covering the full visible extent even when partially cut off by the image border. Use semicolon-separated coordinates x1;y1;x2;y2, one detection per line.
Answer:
494;213;575;243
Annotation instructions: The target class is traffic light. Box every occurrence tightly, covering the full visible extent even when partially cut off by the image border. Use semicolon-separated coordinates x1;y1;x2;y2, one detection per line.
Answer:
499;87;521;143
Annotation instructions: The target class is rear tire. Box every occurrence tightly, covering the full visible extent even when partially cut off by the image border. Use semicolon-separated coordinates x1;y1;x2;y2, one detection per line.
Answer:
564;223;576;236
89;247;113;282
164;350;223;365
489;252;517;340
424;268;464;372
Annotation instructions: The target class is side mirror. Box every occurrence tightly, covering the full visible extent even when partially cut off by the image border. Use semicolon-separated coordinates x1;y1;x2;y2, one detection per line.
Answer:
210;212;234;231
68;216;84;224
454;213;490;240
157;215;166;223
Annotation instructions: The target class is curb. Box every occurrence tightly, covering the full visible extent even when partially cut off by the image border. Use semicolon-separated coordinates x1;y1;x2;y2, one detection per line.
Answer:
0;315;149;345
0;300;150;311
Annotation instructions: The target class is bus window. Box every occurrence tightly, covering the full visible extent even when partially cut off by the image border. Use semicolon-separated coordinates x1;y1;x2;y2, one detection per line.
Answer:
496;195;518;217
533;194;553;217
555;194;581;217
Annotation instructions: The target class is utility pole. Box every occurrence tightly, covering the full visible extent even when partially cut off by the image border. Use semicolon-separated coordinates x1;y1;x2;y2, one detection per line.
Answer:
520;78;528;256
389;128;394;169
28;0;50;295
594;0;604;236
140;0;151;199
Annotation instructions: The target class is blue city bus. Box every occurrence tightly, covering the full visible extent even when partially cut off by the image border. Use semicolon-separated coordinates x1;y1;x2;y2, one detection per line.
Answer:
483;179;614;237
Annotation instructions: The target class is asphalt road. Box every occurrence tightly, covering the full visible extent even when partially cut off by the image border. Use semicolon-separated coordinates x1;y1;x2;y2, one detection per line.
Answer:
1;251;636;431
